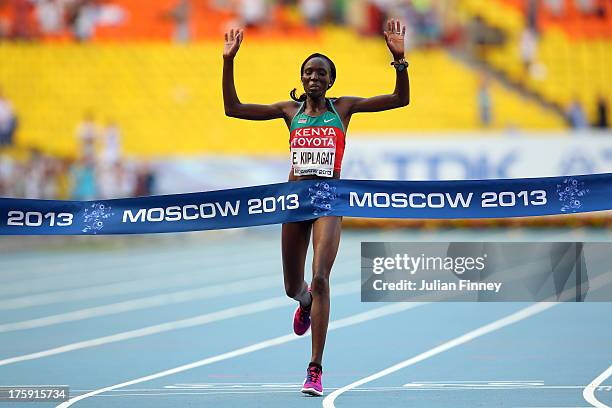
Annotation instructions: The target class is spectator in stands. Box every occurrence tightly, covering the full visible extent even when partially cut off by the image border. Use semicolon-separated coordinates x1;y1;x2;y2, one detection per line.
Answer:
101;119;121;166
413;0;440;46
97;161;112;198
9;159;26;197
0;0;8;39
364;0;390;36
468;15;501;59
76;112;98;161
54;157;71;200
98;160;133;198
23;148;45;198
7;0;35;40
478;74;492;127
68;0;98;42
134;161;155;197
35;0;65;35
0;153;23;197
391;0;416;49
167;0;191;43
544;0;565;17
526;0;538;31
70;156;97;199
96;119;124;198
0;152;14;195
211;0;229;10
330;0;346;24
567;97;588;130
300;0;326;28
0;90;17;147
119;161;138;197
594;0;608;18
0;149;73;199
519;27;537;77
98;119;134;198
595;95;608;129
438;0;463;48
575;0;597;15
236;0;267;28
40;154;58;199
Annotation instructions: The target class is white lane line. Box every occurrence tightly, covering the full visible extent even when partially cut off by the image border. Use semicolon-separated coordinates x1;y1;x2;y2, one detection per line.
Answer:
75;383;594;392
56;302;426;408
0;244;354;310
0;249;359;331
0;275;280;333
0;280;359;367
583;364;612;408
92;391;303;397
0;247;211;286
403;380;545;386
0;233;268;283
0;264;170;298
0;230;290;296
0;259;276;310
0;250;278;299
322;302;558;408
75;384;539;391
83;393;601;402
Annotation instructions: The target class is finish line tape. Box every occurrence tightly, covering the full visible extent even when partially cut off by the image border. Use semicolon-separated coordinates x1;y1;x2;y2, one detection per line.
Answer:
1;174;610;235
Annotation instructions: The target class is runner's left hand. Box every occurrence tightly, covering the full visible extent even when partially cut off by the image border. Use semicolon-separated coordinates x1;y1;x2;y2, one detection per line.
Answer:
384;19;406;60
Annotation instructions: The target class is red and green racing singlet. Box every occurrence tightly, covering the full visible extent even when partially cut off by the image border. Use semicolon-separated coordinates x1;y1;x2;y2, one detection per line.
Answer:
289;98;346;178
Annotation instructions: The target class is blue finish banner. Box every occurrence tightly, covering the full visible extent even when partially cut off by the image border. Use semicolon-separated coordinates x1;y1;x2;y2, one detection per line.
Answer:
1;173;610;235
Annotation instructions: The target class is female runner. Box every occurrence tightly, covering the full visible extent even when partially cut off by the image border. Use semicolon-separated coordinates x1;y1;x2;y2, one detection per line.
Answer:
222;19;409;396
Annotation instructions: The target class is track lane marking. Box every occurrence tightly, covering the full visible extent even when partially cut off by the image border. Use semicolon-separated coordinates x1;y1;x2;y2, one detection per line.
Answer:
55;302;426;407
0;280;360;367
0;275;282;332
0;250;359;331
583;364;612;408
0;250;279;298
322;302;558;408
0;258;279;310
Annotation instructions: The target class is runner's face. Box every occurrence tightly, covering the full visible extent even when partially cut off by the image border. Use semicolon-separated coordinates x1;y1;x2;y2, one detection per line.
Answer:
302;58;332;98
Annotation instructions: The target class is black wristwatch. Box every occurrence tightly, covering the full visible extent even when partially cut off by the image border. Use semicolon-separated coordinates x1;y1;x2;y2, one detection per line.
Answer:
391;58;409;72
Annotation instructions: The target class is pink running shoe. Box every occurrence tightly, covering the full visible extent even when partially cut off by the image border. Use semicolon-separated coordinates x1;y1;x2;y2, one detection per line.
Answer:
293;289;312;336
293;303;311;335
301;365;323;396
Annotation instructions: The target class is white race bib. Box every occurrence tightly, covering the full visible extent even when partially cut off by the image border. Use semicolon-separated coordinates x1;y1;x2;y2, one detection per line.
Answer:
290;127;337;178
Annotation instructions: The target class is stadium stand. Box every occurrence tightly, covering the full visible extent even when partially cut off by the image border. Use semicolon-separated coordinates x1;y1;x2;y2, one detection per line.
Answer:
459;0;611;123
0;27;564;157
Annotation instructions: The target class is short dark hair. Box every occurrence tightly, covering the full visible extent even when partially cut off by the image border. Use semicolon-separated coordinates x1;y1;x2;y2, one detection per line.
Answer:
290;53;337;102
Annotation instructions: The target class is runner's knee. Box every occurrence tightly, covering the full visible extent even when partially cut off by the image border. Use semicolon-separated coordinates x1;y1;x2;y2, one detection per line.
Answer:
311;274;329;296
285;282;303;298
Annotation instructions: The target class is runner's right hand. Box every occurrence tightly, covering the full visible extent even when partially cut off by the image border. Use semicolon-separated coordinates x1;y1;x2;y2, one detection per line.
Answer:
224;28;244;60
